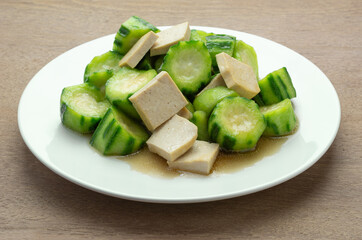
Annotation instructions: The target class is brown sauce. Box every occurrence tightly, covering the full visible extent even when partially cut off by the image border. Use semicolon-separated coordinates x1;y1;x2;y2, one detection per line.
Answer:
120;137;288;178
121;148;180;178
212;137;287;174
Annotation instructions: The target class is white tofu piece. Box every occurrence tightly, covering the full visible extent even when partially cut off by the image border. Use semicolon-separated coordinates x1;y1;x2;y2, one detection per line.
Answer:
147;115;198;161
167;140;219;175
216;52;260;99
197;73;226;96
177;107;192;120
150;22;191;56
119;31;159;68
129;71;188;131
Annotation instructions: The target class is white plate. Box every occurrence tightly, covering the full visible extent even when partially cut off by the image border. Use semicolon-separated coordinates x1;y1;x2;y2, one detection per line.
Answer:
18;26;340;203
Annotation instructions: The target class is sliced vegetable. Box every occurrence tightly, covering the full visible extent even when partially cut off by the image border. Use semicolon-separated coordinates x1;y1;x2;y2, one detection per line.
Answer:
119;31;159;68
260;99;297;136
208;96;266;151
212;67;220;75
161;41;212;99
177;107;193;120
61;83;110;133
146;114;197;161
190;29;213;43
190;110;210;141
185;100;195;113
252;94;264;107
90;106;149;155
205;34;236;68
216;52;259;99
233;40;259;79
84;51;123;88
197;73;226;96
113;16;159;55
167;140;219;175
150;22;191;56
106;67;157;120
254;67;296;106
129;71;188;132
152;54;165;73
136;52;153;70
193;86;238;117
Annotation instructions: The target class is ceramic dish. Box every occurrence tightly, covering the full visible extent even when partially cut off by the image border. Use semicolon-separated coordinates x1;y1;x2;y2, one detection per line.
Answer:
18;26;340;203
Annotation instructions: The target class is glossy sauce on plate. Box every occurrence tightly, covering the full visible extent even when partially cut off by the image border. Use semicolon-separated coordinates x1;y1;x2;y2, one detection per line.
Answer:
120;137;288;178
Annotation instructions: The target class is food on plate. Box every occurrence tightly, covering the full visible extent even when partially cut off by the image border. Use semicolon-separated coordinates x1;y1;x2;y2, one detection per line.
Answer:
177;106;193;120
216;52;260;99
190;110;210;141
136;52;153;70
106;67;157;120
152;54;165;73
190;29;213;43
90;106;149;155
167;140;219;175
161;40;212;99
146;114;197;161
197;73;226;96
253;67;296;106
113;16;159;55
193;86;239;117
150;22;191;56
84;51;123;88
185;100;195;113
233;40;259;79
119;31;159;68
60;16;298;175
129;71;188;131
60;83;110;133
208;96;266;151
260;99;297;137
206;34;236;69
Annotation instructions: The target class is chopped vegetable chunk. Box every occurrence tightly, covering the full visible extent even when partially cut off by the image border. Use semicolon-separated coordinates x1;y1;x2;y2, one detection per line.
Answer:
129;71;188;131
216;52;260;99
119;31;159;68
168;140;219;174
147;115;197;161
150;22;191;56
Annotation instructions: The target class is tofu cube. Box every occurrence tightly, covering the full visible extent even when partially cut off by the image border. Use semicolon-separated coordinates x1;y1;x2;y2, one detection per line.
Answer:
147;115;198;161
177;107;192;120
150;22;191;56
216;52;260;99
119;31;159;68
167;140;220;175
197;73;226;96
129;71;188;131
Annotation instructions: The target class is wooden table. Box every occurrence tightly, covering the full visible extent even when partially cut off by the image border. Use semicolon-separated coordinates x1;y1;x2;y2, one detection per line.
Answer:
1;0;361;239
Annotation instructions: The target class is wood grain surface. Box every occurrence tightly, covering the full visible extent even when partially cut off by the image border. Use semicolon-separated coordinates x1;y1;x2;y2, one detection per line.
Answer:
1;0;361;239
